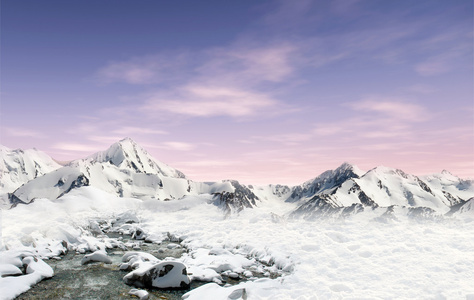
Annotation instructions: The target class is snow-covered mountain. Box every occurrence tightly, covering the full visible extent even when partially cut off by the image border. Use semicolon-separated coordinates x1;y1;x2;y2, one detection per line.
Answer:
0;146;61;193
2;139;473;218
456;197;474;214
0;146;62;207
7;138;244;208
290;164;473;219
10;138;193;204
287;163;365;202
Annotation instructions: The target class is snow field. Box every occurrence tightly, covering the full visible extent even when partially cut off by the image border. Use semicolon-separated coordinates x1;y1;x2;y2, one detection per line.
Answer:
1;186;473;299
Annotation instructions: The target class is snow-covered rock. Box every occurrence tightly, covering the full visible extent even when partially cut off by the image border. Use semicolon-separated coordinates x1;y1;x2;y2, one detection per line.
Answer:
123;261;190;289
128;288;149;300
182;283;247;300
80;250;112;265
0;254;54;300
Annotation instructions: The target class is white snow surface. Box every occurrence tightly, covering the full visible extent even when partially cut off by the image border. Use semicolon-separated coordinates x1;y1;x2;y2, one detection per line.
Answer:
0;254;54;300
0;146;61;207
1;186;473;299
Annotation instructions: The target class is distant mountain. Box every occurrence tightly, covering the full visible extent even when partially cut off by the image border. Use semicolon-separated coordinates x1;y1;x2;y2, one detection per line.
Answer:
286;163;364;202
83;137;186;178
0;146;61;205
212;180;259;214
7;139;252;210
9;138;192;204
2;139;473;219
456;198;474;214
290;164;473;219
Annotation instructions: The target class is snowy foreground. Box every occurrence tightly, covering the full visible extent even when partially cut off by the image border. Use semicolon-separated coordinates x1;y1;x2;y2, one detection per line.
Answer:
1;186;473;299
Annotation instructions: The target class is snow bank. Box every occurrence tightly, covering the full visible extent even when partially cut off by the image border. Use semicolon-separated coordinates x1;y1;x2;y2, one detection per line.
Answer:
0;254;53;300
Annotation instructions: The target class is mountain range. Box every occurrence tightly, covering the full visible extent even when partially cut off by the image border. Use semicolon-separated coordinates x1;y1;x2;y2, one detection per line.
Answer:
1;138;473;218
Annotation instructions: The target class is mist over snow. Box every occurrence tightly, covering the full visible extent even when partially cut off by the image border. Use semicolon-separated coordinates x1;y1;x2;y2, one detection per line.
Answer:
1;139;473;299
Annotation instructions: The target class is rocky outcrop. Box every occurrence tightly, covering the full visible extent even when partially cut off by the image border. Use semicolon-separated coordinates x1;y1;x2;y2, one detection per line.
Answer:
213;180;259;213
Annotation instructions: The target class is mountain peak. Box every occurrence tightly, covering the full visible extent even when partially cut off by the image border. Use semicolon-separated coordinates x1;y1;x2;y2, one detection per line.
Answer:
91;138;140;167
118;137;136;145
335;162;364;177
441;170;453;176
87;138;186;178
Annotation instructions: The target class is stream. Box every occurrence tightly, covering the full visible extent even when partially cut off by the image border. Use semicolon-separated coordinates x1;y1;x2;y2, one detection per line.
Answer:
16;239;207;300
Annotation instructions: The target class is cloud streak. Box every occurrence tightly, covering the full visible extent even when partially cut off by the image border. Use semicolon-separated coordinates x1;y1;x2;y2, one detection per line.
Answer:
3;127;46;138
141;85;278;118
348;97;429;122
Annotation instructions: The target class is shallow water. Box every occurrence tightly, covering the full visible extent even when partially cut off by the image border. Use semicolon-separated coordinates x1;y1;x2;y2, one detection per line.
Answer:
16;240;208;300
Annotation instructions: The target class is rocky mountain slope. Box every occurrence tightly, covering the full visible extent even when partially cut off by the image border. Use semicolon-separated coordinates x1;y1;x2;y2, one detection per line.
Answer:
1;139;473;218
0;146;62;207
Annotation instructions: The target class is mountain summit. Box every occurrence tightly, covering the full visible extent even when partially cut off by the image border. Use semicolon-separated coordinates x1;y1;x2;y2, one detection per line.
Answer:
83;137;185;178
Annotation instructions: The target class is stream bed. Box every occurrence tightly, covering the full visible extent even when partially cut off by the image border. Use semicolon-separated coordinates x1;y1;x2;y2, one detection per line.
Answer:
16;239;208;300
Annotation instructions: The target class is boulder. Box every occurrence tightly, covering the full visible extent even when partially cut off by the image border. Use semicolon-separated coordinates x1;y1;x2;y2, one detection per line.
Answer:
123;261;190;289
81;250;112;265
128;288;149;300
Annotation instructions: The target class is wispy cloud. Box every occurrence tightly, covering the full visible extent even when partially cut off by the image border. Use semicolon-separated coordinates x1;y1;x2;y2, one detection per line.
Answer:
198;44;296;84
415;55;452;76
161;142;195;151
348;97;429;122
96;52;191;85
95;43;297;120
247;133;313;146
52;142;101;152
174;160;239;168
311;95;431;143
112;126;168;136
3;127;46;138
144;141;196;152
405;84;436;94
141;85;278;118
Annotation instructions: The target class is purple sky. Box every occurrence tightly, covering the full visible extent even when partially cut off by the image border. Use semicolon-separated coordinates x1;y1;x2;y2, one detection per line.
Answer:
1;0;473;185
